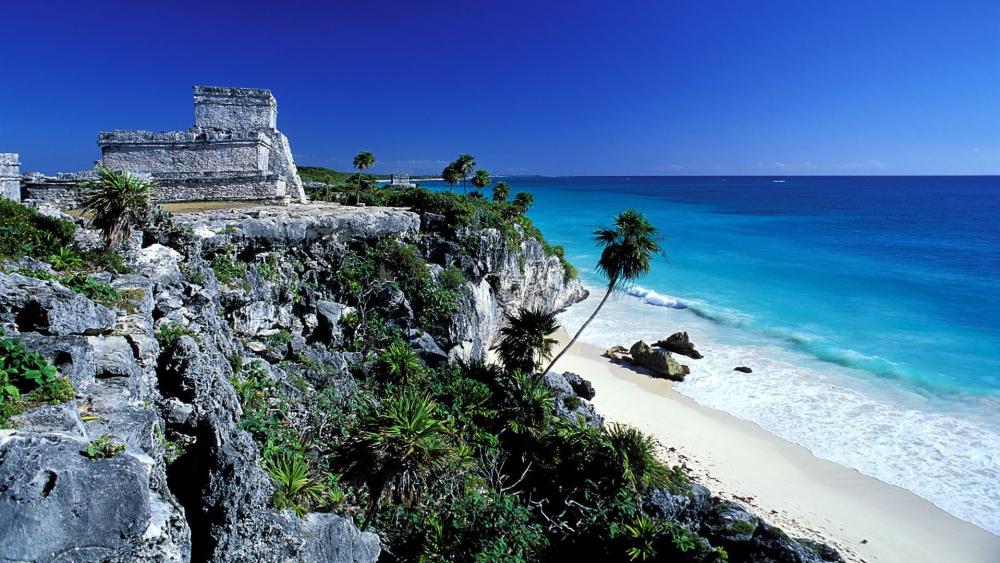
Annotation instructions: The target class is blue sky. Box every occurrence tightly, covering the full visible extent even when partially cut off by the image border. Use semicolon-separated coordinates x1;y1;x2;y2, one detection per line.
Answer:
2;0;999;175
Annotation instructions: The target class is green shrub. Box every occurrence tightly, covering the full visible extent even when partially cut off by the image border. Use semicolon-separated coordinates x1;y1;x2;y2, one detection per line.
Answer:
60;273;120;307
79;167;154;247
155;322;198;348
0;199;76;261
0;333;75;427
265;453;327;517
83;434;126;459
211;248;248;287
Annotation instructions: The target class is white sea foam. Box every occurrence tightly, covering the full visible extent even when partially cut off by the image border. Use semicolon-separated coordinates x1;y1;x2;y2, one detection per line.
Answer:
626;286;688;308
558;284;1000;535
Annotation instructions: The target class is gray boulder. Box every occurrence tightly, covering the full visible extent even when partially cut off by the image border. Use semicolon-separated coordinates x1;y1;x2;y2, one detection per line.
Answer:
0;433;152;562
653;331;703;359
542;372;604;427
629;341;688;381
0;273;116;336
407;329;449;367
562;372;596;400
315;300;354;347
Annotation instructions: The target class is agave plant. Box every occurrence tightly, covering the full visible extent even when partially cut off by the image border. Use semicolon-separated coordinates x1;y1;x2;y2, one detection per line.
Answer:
265;453;327;517
80;167;155;247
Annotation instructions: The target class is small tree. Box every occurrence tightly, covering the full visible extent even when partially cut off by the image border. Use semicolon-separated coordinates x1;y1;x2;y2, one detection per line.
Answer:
512;191;534;215
493;307;560;374
80;167;154;248
471;169;491;198
442;163;462;192
352;151;376;205
454;154;475;195
492;181;510;203
543;209;663;375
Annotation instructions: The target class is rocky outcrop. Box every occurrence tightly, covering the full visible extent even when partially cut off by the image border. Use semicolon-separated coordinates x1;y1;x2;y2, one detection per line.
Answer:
643;487;843;562
653;331;703;359
0;202;584;561
629;340;688;381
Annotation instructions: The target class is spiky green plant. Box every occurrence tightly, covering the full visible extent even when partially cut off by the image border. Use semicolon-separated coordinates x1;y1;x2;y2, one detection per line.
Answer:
48;246;83;271
603;424;669;492
265;453;326;517
80;167;155;247
502;371;554;437
380;340;423;381
493;307;560;374
623;515;665;561
348;392;453;509
545;209;663;374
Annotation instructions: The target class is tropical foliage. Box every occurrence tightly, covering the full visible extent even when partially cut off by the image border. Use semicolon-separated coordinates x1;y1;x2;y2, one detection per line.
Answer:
352;151;376;205
80;167;155;247
493;307;560;374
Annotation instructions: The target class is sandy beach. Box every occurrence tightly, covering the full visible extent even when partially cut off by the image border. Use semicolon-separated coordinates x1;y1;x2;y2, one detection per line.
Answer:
549;331;1000;563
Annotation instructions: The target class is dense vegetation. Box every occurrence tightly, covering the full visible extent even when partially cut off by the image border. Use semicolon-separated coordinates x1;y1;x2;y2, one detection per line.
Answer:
0;331;75;427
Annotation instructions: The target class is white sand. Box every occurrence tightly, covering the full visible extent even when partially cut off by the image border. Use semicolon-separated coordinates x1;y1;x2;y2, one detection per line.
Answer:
549;332;1000;563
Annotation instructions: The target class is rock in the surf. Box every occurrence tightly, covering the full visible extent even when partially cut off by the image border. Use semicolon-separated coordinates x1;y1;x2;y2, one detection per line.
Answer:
734;366;753;373
653;331;703;359
629;340;687;381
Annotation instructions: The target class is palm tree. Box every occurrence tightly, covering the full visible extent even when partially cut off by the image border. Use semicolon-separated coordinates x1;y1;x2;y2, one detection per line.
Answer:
471;169;491;198
454;154;475;195
442;163;461;192
543;209;663;375
512;191;534;214
352;151;375;205
492;181;510;203
493;307;560;374
80;167;154;247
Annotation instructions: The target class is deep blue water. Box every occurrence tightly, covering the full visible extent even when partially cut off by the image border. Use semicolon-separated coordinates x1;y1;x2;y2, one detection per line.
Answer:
422;176;1000;532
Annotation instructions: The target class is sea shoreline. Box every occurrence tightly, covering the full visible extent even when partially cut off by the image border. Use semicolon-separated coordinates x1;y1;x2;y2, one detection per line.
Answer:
549;329;1000;563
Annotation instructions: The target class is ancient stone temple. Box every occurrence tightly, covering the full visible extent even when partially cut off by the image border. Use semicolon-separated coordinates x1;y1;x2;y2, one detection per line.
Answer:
0;153;19;202
96;86;306;204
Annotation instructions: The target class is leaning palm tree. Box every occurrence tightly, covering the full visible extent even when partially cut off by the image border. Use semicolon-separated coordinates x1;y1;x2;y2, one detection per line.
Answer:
454;154;475;195
492;181;510;203
471;169;491;198
352;151;375;205
542;209;663;375
80;167;154;247
442;163;462;192
493;307;560;374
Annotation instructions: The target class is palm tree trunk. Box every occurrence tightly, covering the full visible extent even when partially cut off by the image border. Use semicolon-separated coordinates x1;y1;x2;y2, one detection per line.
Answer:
541;281;615;376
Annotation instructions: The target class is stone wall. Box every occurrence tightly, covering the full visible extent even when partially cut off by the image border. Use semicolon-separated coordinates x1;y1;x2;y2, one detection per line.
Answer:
99;131;271;175
1;153;20;202
194;86;277;131
21;173;89;209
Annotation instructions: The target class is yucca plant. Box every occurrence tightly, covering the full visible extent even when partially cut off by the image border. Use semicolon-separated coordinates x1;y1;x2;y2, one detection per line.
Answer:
379;340;423;381
348;392;454;509
265;453;326;517
80;167;155;247
623;515;665;561
603;424;669;492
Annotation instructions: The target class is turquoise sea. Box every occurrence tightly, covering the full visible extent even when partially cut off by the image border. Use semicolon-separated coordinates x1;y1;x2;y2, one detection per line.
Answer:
425;176;1000;535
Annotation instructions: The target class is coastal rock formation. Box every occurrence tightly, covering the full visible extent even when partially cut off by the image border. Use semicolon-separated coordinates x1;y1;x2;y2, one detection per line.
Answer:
734;366;753;373
0;201;586;561
629;340;688;381
654;331;703;359
603;345;632;362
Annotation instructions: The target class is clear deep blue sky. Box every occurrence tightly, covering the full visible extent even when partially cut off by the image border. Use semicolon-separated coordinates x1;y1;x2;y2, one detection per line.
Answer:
2;0;999;175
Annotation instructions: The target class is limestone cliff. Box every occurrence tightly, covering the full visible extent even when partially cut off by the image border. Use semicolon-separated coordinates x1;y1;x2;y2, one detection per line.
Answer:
0;203;585;562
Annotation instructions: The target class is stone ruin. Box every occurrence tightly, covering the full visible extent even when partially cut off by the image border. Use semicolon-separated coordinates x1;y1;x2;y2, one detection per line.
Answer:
19;86;307;208
0;153;18;202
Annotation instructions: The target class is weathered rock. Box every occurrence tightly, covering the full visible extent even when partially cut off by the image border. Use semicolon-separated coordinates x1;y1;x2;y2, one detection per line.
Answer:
0;272;116;336
702;501;759;543
629;341;687;381
0;433;155;562
17;333;97;392
315;300;354;347
603;345;632;362
562;371;596;400
302;513;382;562
653;331;703;359
542;372;604;427
734;366;753;373
407;329;449;367
375;285;414;328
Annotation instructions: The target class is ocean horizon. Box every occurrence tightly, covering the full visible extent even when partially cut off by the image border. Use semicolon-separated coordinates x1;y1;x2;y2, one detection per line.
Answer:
427;175;1000;535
